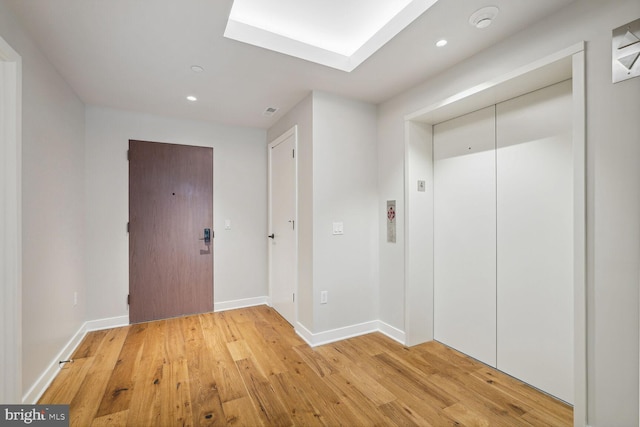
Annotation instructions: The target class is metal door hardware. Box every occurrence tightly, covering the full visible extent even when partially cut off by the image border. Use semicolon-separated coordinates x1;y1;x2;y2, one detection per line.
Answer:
199;228;211;244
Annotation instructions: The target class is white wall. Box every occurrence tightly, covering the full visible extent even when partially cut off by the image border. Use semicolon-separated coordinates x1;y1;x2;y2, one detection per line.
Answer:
378;0;640;425
85;107;268;320
312;91;378;332
404;121;433;346
0;1;87;398
378;107;406;331
268;91;379;334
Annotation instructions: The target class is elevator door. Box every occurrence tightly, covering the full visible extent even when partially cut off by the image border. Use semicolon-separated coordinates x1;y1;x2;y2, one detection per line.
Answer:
433;81;573;403
433;106;497;367
496;80;573;403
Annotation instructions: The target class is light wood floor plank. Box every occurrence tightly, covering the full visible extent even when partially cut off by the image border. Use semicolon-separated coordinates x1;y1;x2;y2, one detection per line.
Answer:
38;357;94;404
181;315;227;426
375;351;458;409
234;358;292;426
239;321;290;376
90;409;128;427
470;367;572;425
66;327;129;427
72;329;109;359
95;323;146;418
315;343;396;406
196;313;246;405
216;311;243;343
367;360;464;426
322;372;387;426
443;402;491;427
159;358;193;427
428;372;535;427
269;371;327;426
292;344;337;378
279;348;362;425
378;399;434;427
221;397;265;426
38;306;572;426
125;320;166;427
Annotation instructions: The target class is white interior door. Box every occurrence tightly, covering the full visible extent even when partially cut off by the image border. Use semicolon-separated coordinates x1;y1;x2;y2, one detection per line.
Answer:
268;128;297;326
433;106;497;367
496;80;573;403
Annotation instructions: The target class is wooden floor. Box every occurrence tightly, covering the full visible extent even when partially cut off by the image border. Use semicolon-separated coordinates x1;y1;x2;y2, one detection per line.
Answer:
39;306;572;426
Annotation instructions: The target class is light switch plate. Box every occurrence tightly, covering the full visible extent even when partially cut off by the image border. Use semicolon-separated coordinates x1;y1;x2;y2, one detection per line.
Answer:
224;219;231;230
418;180;426;192
332;222;344;235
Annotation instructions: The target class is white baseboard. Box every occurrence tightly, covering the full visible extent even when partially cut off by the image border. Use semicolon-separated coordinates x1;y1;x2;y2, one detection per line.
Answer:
85;315;129;331
295;320;404;347
214;296;268;312
377;320;407;345
22;315;129;404
22;323;88;404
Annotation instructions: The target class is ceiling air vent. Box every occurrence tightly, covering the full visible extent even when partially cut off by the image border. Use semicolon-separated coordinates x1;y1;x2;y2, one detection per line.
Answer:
263;107;279;117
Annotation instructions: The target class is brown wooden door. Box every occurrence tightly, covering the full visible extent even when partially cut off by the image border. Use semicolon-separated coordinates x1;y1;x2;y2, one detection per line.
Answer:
129;140;213;323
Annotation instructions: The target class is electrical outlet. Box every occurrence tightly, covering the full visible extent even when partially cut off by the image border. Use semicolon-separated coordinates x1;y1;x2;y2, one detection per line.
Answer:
320;291;328;304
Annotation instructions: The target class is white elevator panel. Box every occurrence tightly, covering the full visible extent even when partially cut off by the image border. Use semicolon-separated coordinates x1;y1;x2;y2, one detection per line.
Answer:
434;105;497;367
496;80;573;403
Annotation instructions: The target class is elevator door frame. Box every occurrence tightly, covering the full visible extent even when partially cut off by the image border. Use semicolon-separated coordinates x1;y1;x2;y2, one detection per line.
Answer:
403;42;586;426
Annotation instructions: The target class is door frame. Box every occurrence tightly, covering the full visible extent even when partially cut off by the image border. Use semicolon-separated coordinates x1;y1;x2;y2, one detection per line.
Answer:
267;126;299;325
403;42;586;425
0;35;22;403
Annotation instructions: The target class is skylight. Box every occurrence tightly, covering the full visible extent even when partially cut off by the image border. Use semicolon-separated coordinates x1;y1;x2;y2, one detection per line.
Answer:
224;0;440;72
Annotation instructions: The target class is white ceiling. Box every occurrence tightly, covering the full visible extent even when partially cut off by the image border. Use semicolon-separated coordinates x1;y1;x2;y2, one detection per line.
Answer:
227;0;417;56
6;0;576;129
225;0;438;71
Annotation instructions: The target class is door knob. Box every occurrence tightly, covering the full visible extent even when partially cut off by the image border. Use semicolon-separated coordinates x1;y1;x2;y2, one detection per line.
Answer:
268;234;275;239
199;228;211;244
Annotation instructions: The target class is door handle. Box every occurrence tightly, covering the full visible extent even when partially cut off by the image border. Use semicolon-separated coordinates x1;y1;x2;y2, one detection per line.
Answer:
268;234;275;239
199;228;211;244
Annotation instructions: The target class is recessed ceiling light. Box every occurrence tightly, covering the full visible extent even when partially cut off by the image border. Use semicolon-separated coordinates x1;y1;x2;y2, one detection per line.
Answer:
469;6;499;29
186;95;197;102
436;39;448;47
190;65;204;73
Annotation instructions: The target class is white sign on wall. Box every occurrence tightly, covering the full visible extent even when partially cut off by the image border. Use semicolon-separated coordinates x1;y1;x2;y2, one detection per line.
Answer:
613;18;640;83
